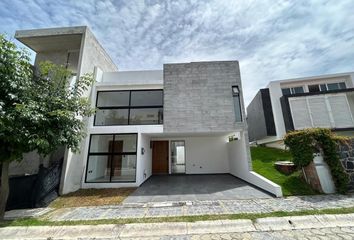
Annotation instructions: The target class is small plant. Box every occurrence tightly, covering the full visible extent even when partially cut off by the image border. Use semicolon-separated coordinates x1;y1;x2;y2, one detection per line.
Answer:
284;128;350;193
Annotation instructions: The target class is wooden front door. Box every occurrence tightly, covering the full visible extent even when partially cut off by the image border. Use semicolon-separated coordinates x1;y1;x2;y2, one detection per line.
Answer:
152;141;169;174
108;140;123;176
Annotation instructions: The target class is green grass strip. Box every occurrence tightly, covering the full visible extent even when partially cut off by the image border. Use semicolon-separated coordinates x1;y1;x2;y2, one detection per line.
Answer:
1;207;354;227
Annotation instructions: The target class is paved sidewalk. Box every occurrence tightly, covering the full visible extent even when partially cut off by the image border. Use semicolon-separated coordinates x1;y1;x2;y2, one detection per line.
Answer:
48;194;354;221
1;213;354;239
4;208;51;221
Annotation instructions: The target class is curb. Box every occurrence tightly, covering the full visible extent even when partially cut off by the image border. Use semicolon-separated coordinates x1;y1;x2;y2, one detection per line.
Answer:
0;213;354;239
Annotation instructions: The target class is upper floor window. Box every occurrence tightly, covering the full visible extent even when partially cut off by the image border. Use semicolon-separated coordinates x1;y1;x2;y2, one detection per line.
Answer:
281;86;304;96
327;82;346;91
232;86;242;122
308;82;346;93
94;90;163;126
308;84;320;93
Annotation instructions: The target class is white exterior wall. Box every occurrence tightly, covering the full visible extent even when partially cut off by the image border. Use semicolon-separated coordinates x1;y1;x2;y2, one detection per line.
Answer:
280;75;354;90
80;70;163;189
267;81;286;141
185;136;229;174
227;131;282;197
151;135;230;174
81;126;161;189
60;29;118;194
102;70;163;85
137;133;152;185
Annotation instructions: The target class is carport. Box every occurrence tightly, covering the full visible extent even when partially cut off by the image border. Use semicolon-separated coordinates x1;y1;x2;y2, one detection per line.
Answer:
123;174;273;204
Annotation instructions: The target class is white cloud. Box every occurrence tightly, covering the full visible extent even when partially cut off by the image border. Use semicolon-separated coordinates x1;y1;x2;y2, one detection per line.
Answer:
1;0;353;105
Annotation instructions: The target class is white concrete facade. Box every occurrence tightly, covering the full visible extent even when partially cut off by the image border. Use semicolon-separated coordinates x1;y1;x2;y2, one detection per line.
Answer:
14;26;282;197
80;70;164;189
73;69;282;197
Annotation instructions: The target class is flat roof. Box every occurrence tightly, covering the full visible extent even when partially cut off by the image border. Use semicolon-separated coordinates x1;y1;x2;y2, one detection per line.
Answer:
15;26;87;52
269;71;354;85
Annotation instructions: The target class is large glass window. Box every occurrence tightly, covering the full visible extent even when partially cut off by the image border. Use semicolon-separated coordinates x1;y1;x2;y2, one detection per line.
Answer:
85;134;137;183
129;108;163;125
96;91;130;107
95;109;129;125
94;90;163;126
130;90;163;106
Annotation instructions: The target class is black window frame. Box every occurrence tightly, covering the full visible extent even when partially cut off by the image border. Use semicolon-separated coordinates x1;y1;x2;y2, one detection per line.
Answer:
308;84;320;93
85;133;138;183
293;86;304;94
232;85;243;122
281;86;304;96
320;84;327;91
308;82;347;93
94;89;163;126
339;82;347;89
281;88;291;96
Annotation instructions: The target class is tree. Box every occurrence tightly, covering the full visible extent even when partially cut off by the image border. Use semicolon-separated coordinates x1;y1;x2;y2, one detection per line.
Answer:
0;34;33;219
0;35;95;219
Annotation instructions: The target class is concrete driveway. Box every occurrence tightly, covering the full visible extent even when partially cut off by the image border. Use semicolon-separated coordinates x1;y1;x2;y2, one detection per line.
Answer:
123;174;272;204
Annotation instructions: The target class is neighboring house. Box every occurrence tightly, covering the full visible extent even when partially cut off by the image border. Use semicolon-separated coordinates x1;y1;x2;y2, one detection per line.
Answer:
247;72;354;147
12;26;117;176
14;26;281;197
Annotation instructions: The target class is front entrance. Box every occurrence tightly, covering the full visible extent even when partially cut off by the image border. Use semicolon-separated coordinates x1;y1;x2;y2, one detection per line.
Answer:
108;140;123;177
152;141;169;174
171;140;186;174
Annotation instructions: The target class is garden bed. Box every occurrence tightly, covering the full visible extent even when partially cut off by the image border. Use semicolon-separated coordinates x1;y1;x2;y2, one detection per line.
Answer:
251;146;317;196
49;188;136;208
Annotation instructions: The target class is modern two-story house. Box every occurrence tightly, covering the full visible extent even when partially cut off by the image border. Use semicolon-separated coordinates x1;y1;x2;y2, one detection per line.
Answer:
247;72;354;147
14;26;281;197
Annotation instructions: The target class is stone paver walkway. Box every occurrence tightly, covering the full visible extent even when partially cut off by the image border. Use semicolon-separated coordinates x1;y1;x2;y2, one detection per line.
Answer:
49;194;354;221
4;208;52;220
1;213;354;239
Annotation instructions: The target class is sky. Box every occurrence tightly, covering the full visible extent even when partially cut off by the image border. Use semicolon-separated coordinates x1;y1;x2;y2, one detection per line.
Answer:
1;0;354;105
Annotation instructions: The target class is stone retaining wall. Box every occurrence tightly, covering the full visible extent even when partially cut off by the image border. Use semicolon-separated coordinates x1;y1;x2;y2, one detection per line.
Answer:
338;142;354;189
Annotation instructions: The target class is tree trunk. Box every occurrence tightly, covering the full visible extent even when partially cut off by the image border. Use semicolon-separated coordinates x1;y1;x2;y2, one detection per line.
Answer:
0;161;10;220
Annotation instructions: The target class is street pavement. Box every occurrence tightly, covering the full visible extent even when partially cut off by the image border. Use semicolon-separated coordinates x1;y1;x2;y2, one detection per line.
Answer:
1;213;354;239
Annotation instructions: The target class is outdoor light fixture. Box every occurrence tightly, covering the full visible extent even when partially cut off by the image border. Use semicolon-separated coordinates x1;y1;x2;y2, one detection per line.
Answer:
141;147;145;155
232;86;240;96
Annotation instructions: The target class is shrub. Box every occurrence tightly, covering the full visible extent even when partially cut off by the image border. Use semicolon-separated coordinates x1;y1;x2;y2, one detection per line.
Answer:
284;128;350;193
